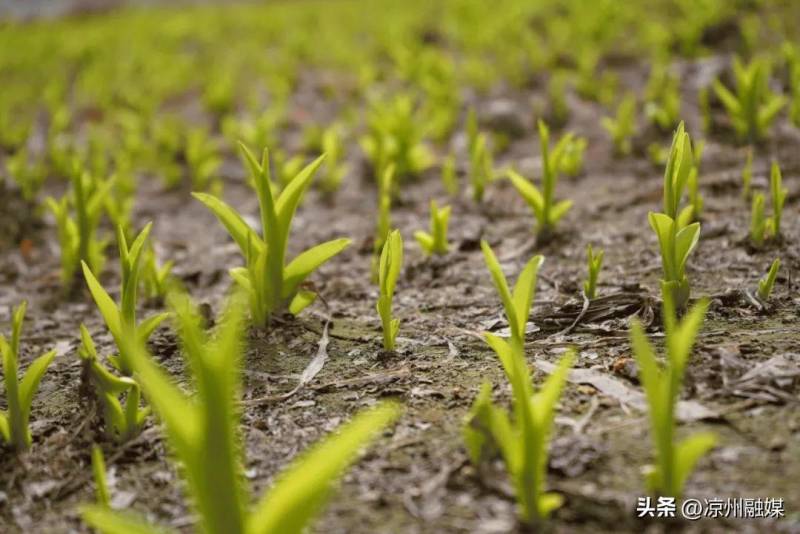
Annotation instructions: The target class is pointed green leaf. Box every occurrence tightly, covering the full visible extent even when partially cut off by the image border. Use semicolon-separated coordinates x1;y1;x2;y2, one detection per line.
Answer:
192;192;264;259
674;222;700;275
80;505;169;534
283;238;352;298
673;432;716;495
508;170;544;217
288;290;317;316
510;255;544;339
549;199;573;225
275;154;326;233
414;231;434;253
137;312;169;343
82;261;123;341
247;403;401;534
19;349;56;418
480;240;518;338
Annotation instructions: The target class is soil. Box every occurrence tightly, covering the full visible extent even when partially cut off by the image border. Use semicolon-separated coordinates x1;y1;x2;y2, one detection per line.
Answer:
1;12;800;534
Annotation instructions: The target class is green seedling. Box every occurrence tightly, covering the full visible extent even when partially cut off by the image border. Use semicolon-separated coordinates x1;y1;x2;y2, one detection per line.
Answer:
222;104;286;156
750;162;787;246
318;126;348;196
713;57;786;141
441;151;457;196
645;64;681;131
82;224;169;375
91;445;110;507
103;172;135;241
647;142;669;167
80;292;401;534
757;258;780;303
465;241;574;522
575;48;616;104
630;293;715;497
140;245;175;301
602;93;637;156
186;127;222;194
46;169;113;285
766;161;787;239
583;244;604;300
742;146;753;199
414;200;451;256
377;230;403;351
683;141;704;225
194;143;351;325
0;301;57;450
507;121;573;239
5;147;46;202
469;132;493;202
360;94;432;182
547;71;570;127
551;134;586;178
480;240;542;344
78;325;149;442
648;122;700;310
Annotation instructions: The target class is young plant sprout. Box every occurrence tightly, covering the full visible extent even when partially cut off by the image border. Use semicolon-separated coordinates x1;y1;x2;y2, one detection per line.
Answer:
757;258;780;303
140;244;175;301
82;224;169;375
648;122;701;310
507;121;573;239
78;325;149;442
318;125;348;196
46;169;114;285
441;151;458;196
630;293;715;498
193;143;351;325
602;93;637;156
185;127;222;194
0;301;57;450
552;133;587;178
766;161;787;240
360;94;432;182
742;146;753;199
547;70;570;127
469;132;493;202
713;57;786;142
414;200;451;256
5;146;46;202
583;244;604;300
464;241;575;522
377;230;403;351
80;292;401;534
103;172;135;241
91;445;110;508
645;64;681;131
681;140;704;225
480;240;542;344
750;162;786;246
